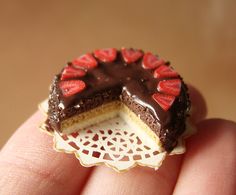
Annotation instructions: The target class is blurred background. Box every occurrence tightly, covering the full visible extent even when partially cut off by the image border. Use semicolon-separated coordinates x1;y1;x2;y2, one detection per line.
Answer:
0;0;236;148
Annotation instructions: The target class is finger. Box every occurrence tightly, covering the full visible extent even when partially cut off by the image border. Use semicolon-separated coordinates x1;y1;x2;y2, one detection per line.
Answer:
188;85;207;123
173;119;236;195
0;111;92;195
82;156;182;195
81;85;207;195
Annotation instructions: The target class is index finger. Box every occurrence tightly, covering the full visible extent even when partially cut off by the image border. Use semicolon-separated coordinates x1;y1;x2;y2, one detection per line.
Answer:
0;112;92;195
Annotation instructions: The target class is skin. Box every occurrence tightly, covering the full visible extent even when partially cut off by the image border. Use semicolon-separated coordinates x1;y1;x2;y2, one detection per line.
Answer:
0;85;235;195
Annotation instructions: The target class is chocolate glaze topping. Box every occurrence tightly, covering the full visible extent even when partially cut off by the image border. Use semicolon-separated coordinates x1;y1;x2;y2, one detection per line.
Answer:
47;49;190;152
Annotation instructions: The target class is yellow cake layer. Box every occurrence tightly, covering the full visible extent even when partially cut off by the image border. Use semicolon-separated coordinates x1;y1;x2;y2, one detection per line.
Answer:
61;101;162;149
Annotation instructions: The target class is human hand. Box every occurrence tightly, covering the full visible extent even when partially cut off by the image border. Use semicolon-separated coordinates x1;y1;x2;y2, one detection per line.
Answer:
0;86;235;195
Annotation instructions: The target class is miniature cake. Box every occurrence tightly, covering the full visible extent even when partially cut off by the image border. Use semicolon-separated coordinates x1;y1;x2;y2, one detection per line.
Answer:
46;48;190;152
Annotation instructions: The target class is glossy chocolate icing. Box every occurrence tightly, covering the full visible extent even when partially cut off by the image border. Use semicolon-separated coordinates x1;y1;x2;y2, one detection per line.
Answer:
47;50;190;152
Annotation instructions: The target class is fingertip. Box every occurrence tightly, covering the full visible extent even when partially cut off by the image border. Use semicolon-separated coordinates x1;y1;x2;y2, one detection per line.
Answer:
186;118;236;156
197;118;236;131
187;85;207;123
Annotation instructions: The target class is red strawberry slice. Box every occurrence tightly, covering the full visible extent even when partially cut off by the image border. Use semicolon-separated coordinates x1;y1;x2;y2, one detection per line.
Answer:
94;48;117;62
152;93;175;111
61;66;86;80
59;80;86;97
157;79;181;96
121;48;143;64
154;65;178;79
72;53;98;69
142;52;165;69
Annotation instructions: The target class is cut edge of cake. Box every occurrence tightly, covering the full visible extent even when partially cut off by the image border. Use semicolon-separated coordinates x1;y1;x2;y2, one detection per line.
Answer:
39;99;163;151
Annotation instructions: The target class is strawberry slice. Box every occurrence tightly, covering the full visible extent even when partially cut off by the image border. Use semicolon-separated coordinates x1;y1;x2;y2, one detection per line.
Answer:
121;48;143;64
59;80;86;97
152;93;175;111
142;52;165;69
154;65;178;79
72;53;98;69
61;66;86;80
94;48;117;62
157;79;181;96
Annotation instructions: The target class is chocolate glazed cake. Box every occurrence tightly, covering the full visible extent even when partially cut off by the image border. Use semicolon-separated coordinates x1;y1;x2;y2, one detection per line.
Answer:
46;48;190;152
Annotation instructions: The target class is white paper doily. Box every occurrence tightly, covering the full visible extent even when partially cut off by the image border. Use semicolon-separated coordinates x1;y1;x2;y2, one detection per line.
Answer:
39;100;195;172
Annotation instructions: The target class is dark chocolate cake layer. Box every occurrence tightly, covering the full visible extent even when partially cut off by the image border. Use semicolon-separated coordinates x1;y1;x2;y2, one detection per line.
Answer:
47;48;190;152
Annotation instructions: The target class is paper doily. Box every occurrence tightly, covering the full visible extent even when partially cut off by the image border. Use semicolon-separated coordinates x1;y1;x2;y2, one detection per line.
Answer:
39;100;195;172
